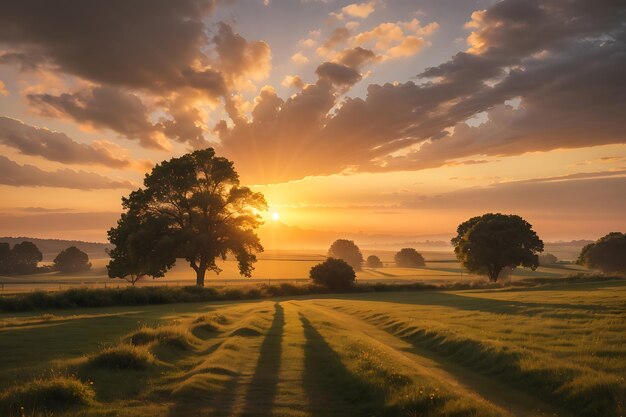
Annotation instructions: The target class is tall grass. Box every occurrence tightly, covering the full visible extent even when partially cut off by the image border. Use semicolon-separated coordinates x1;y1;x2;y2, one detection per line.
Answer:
0;374;94;415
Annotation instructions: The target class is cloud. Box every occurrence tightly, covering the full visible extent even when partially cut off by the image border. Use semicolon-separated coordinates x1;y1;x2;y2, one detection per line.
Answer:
315;62;362;86
0;80;8;96
0;117;134;168
0;155;134;189
282;75;305;89
402;173;626;221
212;22;272;88
0;0;222;95
291;52;309;64
330;2;376;20
350;19;438;60
27;86;168;149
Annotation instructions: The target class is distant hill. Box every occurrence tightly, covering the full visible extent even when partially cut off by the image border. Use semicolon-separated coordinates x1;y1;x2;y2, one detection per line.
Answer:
0;237;112;261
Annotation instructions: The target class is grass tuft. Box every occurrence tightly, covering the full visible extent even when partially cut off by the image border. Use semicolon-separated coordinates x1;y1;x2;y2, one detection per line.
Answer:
86;344;153;370
0;374;94;414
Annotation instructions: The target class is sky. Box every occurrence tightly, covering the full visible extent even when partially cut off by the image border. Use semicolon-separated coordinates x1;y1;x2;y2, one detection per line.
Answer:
0;0;624;244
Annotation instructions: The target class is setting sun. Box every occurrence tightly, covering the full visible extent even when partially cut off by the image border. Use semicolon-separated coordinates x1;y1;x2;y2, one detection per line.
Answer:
271;211;280;221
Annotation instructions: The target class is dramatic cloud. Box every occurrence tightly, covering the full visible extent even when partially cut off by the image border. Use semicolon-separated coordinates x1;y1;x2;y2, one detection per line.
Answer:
212;22;272;88
0;0;222;95
0;117;133;168
0;3;272;150
27;86;167;149
217;0;626;182
0;156;134;189
331;2;376;20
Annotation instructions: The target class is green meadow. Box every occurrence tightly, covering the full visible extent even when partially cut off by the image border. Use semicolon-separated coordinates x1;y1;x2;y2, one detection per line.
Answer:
0;279;624;417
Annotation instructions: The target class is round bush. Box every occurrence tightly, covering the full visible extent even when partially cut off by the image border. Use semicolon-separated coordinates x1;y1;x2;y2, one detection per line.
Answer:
366;255;383;268
310;258;356;290
394;248;425;268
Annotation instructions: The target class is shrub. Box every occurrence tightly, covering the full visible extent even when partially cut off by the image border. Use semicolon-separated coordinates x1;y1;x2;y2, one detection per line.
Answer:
394;248;425;268
128;326;194;350
365;255;383;268
87;344;153;370
0;374;94;414
310;258;356;290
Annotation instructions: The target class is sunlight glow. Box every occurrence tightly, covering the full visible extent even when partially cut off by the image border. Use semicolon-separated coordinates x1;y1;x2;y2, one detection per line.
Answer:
271;211;280;221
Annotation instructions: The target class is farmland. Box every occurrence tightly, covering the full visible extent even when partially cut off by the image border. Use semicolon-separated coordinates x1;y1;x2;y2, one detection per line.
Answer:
0;279;624;416
0;247;592;294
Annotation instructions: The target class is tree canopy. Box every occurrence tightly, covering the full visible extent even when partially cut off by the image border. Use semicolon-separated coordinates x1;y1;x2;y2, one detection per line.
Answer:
328;239;364;271
310;258;356;290
577;232;626;274
451;213;544;282
107;148;267;286
365;255;383;268
54;246;92;273
4;241;43;275
394;248;425;268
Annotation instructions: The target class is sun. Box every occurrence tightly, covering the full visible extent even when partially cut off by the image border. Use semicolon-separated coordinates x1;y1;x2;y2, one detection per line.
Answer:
271;211;280;221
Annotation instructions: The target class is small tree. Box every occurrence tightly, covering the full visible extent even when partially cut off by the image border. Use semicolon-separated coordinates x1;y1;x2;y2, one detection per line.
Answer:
107;212;176;285
451;213;544;282
54;246;92;273
328;239;364;271
394;248;425;268
538;253;558;266
9;241;42;274
365;255;383;268
310;258;356;290
577;232;626;274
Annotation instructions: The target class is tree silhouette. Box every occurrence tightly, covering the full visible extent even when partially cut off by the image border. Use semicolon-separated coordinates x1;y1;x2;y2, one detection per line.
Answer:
328;239;363;271
108;148;266;286
538;253;558;265
394;248;425;268
452;213;544;282
107;212;176;285
54;246;92;273
365;255;383;268
577;232;626;274
310;258;355;289
9;241;42;274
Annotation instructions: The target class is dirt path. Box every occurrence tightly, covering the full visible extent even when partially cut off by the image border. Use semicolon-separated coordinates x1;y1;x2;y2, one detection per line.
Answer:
294;300;571;417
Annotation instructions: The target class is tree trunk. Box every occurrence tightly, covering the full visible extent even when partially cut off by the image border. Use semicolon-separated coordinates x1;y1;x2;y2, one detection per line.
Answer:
195;258;207;287
489;266;502;282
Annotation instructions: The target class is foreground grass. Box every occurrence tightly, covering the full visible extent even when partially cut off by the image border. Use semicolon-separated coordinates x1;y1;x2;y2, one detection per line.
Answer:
0;279;623;416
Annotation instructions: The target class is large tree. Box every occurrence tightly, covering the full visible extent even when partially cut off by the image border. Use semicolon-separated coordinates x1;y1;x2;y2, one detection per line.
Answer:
577;232;626;274
451;213;544;282
109;149;267;286
328;239;364;271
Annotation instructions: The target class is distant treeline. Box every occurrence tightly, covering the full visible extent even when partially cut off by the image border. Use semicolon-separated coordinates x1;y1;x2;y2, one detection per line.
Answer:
0;237;111;261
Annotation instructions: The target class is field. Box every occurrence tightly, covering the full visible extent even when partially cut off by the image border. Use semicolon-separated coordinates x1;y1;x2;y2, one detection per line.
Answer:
0;279;624;416
0;248;592;293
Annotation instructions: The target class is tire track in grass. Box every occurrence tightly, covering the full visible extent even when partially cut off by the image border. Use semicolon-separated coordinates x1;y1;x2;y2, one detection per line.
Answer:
269;302;310;417
167;302;277;417
299;300;571;417
240;302;285;417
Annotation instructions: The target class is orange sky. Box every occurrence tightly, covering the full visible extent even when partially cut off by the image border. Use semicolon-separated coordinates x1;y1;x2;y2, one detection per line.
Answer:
0;0;624;245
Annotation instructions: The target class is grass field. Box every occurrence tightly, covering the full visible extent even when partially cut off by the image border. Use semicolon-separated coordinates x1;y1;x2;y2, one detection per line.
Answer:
0;249;593;294
0;279;623;416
